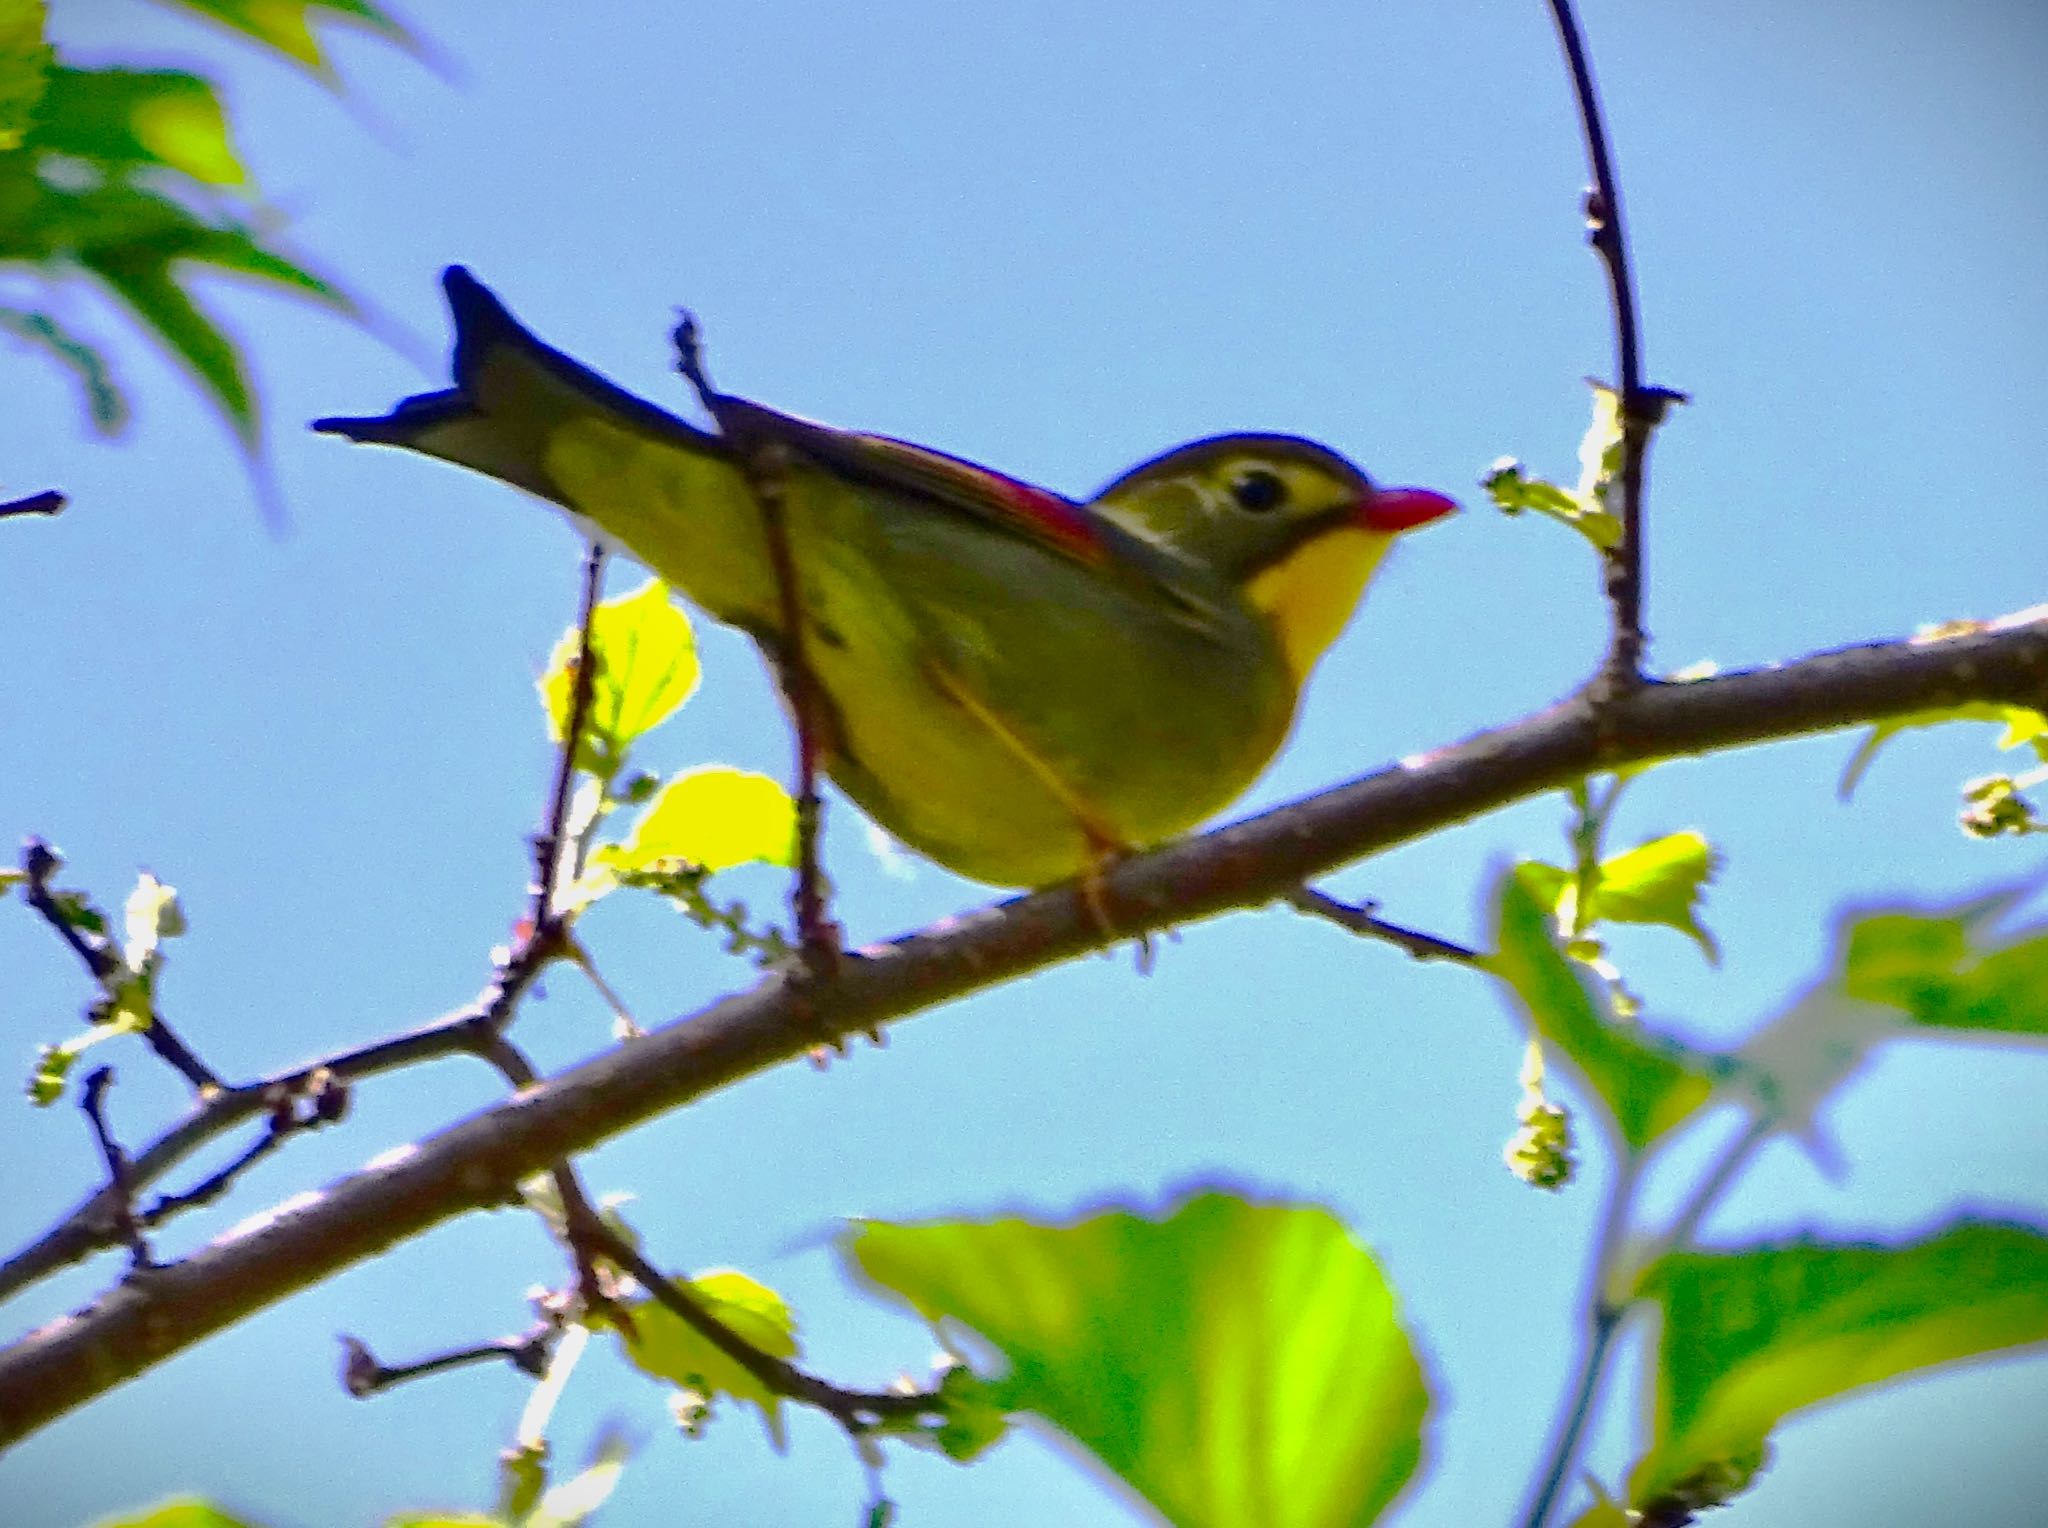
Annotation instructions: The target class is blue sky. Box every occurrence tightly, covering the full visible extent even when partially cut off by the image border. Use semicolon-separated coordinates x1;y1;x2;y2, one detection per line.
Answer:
3;1;2046;1524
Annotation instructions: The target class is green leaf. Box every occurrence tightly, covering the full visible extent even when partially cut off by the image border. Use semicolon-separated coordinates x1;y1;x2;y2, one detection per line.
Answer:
615;1269;798;1446
1629;1219;2048;1507
34;68;245;184
1838;895;2048;1038
80;243;253;437
46;886;108;936
598;766;797;875
90;1500;263;1528
0;0;53;151
1489;869;1718;1154
1481;459;1621;550
539;579;699;780
845;1190;1429;1528
0;304;128;431
1587;831;1721;962
925;1362;1010;1462
142;0;415;85
1838;702;2048;799
28;997;151;1104
1522;832;1722;962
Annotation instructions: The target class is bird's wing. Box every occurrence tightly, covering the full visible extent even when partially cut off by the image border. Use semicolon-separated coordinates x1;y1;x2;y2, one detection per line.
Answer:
705;393;1118;574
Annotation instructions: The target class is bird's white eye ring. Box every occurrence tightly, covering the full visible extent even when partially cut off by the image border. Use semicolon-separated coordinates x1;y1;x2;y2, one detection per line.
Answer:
1231;467;1288;513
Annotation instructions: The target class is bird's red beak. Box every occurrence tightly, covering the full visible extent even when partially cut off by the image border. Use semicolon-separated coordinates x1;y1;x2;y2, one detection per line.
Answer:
1358;485;1458;534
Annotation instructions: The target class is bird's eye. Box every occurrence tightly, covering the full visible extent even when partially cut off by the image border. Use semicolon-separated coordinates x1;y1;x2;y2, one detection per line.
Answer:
1231;468;1288;513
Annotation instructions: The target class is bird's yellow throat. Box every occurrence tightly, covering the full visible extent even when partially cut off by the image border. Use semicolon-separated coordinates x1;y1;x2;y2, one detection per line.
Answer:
1243;525;1394;686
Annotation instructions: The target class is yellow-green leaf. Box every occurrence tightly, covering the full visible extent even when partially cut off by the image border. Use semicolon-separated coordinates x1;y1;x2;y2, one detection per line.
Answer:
82;243;255;436
91;1500;263;1528
539;579;698;780
0;0;53;150
845;1190;1429;1528
35;68;244;184
1589;831;1721;963
1629;1219;2048;1507
616;1269;798;1446
1522;832;1721;962
1839;702;2048;799
598;766;796;875
1488;869;1718;1154
142;0;415;86
1838;894;2048;1037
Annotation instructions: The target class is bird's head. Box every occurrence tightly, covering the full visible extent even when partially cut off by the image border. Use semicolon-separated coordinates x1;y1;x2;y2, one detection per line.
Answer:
1090;434;1457;683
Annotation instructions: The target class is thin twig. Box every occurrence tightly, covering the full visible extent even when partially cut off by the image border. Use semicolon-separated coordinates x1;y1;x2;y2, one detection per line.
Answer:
579;1215;942;1433
467;1031;623;1327
1283;887;1482;964
21;841;224;1094
0;936;566;1304
79;1069;151;1271
1650;1105;1775;1262
672;316;840;971
470;1028;932;1433
1518;1150;1642;1528
140;1072;350;1227
0;490;65;520
1545;0;1662;686
530;543;608;931
21;840;119;982
339;1329;553;1398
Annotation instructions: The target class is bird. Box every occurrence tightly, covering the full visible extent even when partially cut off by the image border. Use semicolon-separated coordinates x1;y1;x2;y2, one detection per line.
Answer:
315;267;1454;889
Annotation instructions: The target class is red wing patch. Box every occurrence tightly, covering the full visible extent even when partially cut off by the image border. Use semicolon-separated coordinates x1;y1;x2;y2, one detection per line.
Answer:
847;432;1109;567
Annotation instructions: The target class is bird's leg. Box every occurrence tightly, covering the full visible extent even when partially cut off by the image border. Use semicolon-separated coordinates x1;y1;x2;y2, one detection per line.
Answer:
1080;829;1153;974
920;656;1156;969
673;314;844;985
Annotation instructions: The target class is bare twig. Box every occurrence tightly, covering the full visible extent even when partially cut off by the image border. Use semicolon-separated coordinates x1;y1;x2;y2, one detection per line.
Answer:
21;840;119;982
579;1216;941;1432
0;936;566;1304
403;1025;934;1431
1284;886;1483;964
673;316;840;971
2;611;2045;1445
140;1072;350;1227
467;1030;624;1327
1545;0;1669;688
529;542;608;932
339;1329;553;1398
0;490;65;520
78;1070;151;1271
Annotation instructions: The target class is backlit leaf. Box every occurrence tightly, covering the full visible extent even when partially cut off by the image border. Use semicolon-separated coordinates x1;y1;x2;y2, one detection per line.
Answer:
598;767;797;875
1629;1219;2048;1507
539;579;698;780
1490;869;1718;1153
616;1269;798;1447
845;1190;1429;1528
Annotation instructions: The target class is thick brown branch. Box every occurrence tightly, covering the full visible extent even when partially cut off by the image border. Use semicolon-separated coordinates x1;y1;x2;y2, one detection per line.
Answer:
2;611;2044;1448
